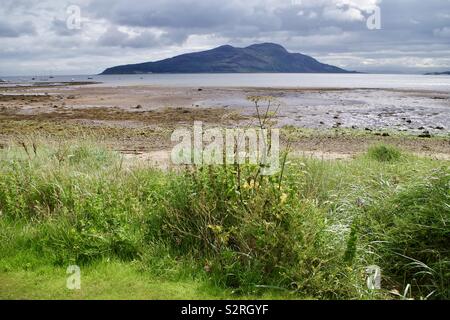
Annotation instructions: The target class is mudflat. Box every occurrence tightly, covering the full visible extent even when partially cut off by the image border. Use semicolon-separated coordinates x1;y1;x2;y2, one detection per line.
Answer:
1;82;449;161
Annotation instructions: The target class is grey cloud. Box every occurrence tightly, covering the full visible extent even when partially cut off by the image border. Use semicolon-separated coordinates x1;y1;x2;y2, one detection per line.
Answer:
434;27;450;37
89;0;244;29
51;18;82;36
1;0;450;75
0;20;35;38
98;27;188;48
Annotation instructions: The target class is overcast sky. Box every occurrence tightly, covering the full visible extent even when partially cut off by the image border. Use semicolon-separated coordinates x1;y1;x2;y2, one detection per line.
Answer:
1;0;449;76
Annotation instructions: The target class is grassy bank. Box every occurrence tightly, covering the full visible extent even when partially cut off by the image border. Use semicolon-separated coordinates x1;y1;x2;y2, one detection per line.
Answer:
0;140;448;300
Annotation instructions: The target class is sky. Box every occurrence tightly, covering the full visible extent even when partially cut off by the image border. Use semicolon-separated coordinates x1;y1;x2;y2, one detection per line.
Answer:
0;0;449;76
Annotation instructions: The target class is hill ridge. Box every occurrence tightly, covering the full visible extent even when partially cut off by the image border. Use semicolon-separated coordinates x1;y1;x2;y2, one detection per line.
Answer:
101;43;355;74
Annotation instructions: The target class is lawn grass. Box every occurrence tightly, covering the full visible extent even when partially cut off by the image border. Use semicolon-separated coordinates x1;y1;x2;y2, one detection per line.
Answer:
0;140;448;300
0;261;219;300
0;259;298;300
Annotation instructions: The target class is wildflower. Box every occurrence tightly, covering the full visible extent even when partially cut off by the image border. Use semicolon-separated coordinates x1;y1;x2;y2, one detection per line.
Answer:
243;179;258;190
280;193;288;204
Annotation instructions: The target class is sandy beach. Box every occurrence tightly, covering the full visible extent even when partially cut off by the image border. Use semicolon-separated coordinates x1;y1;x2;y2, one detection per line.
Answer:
1;82;449;161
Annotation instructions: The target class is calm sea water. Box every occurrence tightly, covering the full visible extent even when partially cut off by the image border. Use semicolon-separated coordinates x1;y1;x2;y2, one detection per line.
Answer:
1;73;450;91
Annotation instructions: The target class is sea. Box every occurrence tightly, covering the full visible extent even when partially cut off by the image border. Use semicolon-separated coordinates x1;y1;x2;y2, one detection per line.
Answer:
1;73;450;91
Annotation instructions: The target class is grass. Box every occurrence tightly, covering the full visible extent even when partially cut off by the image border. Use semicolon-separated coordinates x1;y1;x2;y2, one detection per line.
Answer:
0;140;448;300
367;144;402;162
0;261;223;300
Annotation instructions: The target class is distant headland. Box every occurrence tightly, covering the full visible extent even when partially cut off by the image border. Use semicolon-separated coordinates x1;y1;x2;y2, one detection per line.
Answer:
101;43;357;75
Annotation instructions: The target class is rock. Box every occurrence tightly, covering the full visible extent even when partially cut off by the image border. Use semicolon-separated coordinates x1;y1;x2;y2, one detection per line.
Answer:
355;198;365;208
418;126;425;130
406;119;412;123
319;121;325;125
364;128;373;132
351;125;358;129
418;130;432;138
382;133;390;137
135;104;142;109
198;88;203;91
435;126;445;130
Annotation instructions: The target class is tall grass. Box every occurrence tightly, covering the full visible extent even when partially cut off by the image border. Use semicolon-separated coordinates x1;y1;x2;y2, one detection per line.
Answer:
367;144;402;162
0;142;448;299
362;169;449;299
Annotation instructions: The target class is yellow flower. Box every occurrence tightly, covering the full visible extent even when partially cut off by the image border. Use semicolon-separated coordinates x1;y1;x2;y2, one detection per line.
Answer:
280;193;288;204
243;179;258;190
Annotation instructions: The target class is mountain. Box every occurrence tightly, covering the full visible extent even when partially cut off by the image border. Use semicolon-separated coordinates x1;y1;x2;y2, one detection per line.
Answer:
425;71;450;75
101;43;355;74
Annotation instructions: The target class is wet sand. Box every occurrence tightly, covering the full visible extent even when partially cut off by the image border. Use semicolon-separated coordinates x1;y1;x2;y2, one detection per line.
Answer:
1;83;449;160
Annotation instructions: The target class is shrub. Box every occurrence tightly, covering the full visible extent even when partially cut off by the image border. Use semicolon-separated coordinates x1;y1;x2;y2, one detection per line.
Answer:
367;144;402;162
148;164;362;297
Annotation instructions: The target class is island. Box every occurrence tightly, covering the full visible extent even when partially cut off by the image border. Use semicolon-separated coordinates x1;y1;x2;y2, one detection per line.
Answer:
101;43;356;74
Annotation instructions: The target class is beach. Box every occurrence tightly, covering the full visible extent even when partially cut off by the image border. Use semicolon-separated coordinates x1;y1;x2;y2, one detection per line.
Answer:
1;82;449;163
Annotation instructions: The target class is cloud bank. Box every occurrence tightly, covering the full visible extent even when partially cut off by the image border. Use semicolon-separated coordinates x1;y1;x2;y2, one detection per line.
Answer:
1;0;449;75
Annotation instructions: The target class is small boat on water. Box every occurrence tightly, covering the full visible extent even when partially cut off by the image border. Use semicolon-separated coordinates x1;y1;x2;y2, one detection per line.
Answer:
0;79;6;83
87;77;93;80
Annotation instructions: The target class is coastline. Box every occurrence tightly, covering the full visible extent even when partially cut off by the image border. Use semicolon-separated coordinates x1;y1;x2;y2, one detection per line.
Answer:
1;82;449;163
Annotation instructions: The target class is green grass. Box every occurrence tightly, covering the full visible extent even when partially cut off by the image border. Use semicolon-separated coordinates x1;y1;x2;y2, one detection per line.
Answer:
367;144;402;162
0;261;220;300
0;141;448;300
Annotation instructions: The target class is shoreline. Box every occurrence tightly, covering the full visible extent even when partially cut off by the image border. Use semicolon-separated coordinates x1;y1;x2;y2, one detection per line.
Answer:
1;83;449;161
